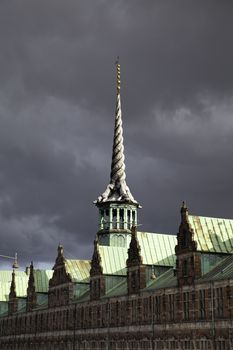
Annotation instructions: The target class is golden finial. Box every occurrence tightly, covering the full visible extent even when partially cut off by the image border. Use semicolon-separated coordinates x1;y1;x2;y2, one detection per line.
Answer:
115;56;120;94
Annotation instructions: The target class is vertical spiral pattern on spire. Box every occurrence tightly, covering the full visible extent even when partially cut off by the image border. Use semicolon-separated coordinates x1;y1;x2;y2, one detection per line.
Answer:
110;89;126;184
95;60;138;204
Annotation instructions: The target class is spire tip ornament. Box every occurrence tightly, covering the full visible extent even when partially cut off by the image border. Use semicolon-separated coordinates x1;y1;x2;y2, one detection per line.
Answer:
115;56;121;94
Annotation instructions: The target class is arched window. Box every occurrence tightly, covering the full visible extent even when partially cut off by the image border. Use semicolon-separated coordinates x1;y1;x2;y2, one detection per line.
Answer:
118;235;125;247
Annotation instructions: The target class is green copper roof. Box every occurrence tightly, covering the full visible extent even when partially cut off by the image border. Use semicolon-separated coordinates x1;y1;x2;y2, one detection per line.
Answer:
99;232;176;276
34;270;53;293
0;278;27;302
99;246;127;275
0;270;26;283
0;271;28;302
145;268;177;291
137;232;176;266
189;215;233;253
0;269;53;302
106;279;127;297
198;254;233;283
0;282;12;302
65;259;90;283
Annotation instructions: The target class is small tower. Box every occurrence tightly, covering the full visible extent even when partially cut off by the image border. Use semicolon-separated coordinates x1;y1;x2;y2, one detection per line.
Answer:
8;269;18;315
175;202;202;286
90;239;105;300
94;59;140;248
26;261;37;312
127;226;146;295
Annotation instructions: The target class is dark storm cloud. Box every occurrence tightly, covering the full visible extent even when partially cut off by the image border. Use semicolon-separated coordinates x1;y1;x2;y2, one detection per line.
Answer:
0;0;233;268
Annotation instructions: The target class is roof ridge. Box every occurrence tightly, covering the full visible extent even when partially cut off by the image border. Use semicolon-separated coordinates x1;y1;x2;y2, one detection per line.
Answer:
137;231;176;237
190;214;233;221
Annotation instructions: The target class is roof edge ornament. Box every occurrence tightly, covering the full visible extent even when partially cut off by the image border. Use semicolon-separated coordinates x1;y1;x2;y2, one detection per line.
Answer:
95;58;138;205
181;201;189;223
90;239;103;276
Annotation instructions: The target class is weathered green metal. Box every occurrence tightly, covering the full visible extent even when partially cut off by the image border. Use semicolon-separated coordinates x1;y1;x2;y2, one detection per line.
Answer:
98;232;177;276
145;268;177;290
106;279;127;297
189;215;233;253
137;231;176;266
34;270;53;293
198;254;233;282
0;269;53;302
65;259;90;283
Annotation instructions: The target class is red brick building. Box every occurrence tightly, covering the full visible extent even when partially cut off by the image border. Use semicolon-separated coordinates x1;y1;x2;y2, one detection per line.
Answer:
0;62;232;350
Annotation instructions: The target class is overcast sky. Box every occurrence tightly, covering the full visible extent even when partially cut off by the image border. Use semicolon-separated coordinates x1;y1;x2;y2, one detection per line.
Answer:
1;0;233;269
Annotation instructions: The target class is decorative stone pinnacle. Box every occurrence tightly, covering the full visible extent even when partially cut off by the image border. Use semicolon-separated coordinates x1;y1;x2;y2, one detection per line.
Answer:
90;239;103;276
28;261;35;291
29;261;34;277
181;201;189;222
9;269;16;298
182;201;187;209
54;243;66;269
27;260;37;311
127;226;143;267
95;61;138;205
12;252;19;269
58;243;64;256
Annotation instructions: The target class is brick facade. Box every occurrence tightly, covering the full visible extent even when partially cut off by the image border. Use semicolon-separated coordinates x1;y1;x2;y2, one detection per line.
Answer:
0;279;232;349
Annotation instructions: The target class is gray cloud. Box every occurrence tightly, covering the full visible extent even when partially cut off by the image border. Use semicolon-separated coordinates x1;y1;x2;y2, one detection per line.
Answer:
0;0;233;268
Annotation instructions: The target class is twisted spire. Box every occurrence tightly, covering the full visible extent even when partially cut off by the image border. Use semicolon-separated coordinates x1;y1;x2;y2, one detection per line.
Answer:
110;59;126;185
95;59;137;204
116;57;121;94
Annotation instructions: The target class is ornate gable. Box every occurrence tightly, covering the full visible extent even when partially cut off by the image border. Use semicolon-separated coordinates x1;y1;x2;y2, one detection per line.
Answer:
127;226;146;295
49;244;72;288
48;245;73;307
175;201;197;255
175;202;201;286
90;240;103;277
90;239;105;300
127;226;143;267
